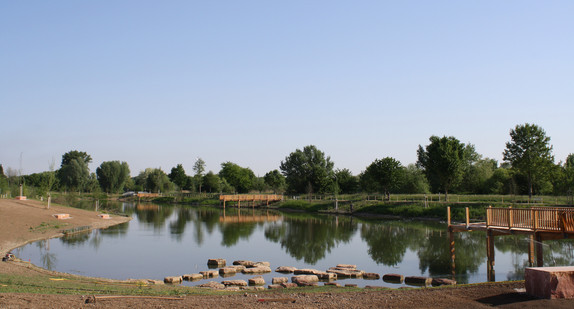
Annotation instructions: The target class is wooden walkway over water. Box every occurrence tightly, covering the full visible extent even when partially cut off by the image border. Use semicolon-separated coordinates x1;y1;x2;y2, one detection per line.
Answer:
448;206;574;281
219;194;283;208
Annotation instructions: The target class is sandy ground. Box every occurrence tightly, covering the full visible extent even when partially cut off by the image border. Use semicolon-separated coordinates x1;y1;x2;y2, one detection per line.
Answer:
1;198;574;308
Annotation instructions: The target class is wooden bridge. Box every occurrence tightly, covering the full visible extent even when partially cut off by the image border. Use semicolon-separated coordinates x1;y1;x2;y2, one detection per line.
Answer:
219;194;283;208
448;206;574;281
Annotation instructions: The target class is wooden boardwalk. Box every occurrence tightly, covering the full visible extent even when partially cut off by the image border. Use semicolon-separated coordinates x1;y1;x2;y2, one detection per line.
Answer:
219;194;283;207
448;206;574;281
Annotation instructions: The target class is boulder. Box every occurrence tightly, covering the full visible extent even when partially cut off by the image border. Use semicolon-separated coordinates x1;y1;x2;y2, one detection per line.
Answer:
324;282;341;287
253;261;271;268
294;268;320;275
163;276;182;284
200;270;219;278
233;260;255;267
198;281;225;289
363;273;381;280
292;275;319;286
242;266;272;274
525;266;574;299
219;267;237;275
336;264;357;269
281;282;299;288
404;276;432;286
268;284;284;289
248;276;266;286
327;268;364;278
383;273;405;284
315;272;337;281
431;278;457;286
207;258;226;267
225;286;240;291
275;266;297;273
272;277;289;284
222;280;248;287
229;265;246;272
182;273;204;281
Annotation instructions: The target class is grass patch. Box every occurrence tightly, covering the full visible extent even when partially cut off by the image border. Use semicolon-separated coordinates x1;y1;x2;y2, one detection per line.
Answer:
29;221;69;233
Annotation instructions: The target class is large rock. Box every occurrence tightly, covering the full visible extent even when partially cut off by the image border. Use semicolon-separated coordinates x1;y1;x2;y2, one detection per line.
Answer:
315;272;337;281
233;260;255;267
363;273;381;280
383;273;404;284
336;264;357;269
182;273;204;281
404;276;432;286
525;266;574;299
281;282;298;288
273;277;289;284
253;261;271;268
207;258;226;267
431;278;456;286
327;268;364;278
219;267;237;275
268;284;284;289
242;266;272;274
248;276;266;286
222;280;248;287
294;268;320;275
275;266;297;273
164;276;182;284
229;265;246;272
200;270;219;278
292;275;319;286
198;281;225;289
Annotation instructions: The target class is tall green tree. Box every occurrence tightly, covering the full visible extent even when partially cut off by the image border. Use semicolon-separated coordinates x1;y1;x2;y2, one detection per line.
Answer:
146;168;173;193
218;162;256;193
399;164;430;194
334;168;358;194
203;171;221;193
57;150;92;192
169;164;188;190
96;161;131;193
361;157;404;200
417;136;470;201
280;145;335;194
263;170;286;194
503;123;554;199
193;158;206;193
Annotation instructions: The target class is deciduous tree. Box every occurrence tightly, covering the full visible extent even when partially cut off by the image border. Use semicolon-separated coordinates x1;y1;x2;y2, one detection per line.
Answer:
280;145;335;194
503;123;554;199
417;136;470;201
361;157;404;200
96;161;131;193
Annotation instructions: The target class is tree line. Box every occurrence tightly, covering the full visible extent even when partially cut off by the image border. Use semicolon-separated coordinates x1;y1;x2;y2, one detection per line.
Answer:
1;123;572;200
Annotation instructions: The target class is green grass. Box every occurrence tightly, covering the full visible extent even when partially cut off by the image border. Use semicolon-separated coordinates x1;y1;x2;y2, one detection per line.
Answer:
29;221;69;233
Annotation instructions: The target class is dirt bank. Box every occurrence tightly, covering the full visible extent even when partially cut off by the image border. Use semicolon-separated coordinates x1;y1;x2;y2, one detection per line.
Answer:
1;198;573;308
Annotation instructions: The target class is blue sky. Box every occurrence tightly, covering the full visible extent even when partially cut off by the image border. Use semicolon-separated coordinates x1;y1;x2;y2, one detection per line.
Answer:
1;1;573;177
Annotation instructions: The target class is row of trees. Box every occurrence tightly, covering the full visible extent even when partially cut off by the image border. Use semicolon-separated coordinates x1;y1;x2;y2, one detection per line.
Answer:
1;123;572;199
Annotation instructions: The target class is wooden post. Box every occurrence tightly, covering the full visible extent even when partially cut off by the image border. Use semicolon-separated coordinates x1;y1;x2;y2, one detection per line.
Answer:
508;206;513;229
465;207;470;229
528;234;535;267
486;206;491;228
486;230;495;282
534;210;539;230
447;207;451;226
449;231;456;280
535;233;544;267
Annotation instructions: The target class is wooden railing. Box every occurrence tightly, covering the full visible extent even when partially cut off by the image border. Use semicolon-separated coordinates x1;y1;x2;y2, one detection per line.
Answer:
219;194;283;202
486;207;574;232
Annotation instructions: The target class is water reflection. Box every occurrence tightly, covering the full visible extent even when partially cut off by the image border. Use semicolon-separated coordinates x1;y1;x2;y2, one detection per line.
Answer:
14;202;574;286
265;214;357;264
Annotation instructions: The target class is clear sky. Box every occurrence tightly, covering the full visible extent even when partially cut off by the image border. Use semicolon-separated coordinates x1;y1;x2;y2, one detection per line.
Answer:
1;1;573;177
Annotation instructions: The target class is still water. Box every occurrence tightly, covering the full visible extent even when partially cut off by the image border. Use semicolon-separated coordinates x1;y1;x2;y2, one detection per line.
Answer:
15;202;574;288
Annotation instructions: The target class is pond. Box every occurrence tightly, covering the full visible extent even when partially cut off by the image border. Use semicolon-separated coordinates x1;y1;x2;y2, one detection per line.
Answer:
14;202;574;288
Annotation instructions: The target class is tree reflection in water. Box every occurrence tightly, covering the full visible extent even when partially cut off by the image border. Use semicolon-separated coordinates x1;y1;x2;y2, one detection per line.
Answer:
265;214;357;264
